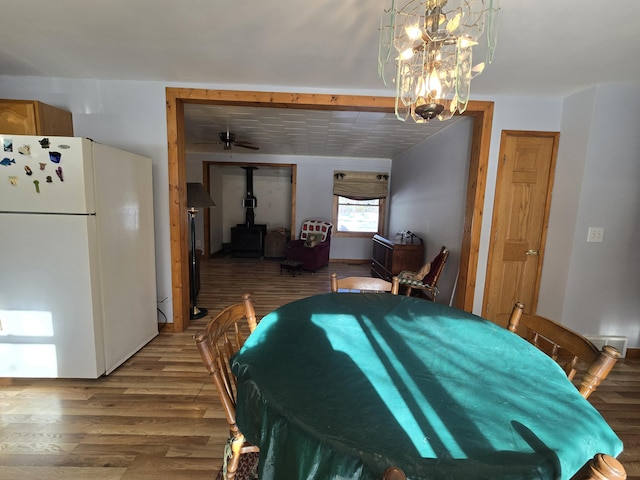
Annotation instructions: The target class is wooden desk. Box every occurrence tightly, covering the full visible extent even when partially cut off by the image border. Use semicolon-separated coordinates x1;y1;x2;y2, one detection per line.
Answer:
231;293;622;480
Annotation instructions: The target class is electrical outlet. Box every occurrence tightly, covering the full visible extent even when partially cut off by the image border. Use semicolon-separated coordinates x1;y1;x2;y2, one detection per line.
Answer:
196;239;202;248
587;227;604;243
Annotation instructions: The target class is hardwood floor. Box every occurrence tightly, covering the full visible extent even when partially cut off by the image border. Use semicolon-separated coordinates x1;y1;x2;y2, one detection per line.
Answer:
0;256;638;479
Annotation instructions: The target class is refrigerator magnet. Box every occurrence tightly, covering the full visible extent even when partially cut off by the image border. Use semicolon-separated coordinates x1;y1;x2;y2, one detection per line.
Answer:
1;157;15;166
39;138;50;149
46;175;52;183
24;165;33;176
33;179;40;193
39;162;46;170
18;145;31;155
3;139;13;152
55;166;63;181
49;151;61;163
8;176;18;186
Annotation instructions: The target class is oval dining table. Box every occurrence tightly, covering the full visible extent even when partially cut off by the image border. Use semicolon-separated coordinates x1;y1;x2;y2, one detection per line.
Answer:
231;293;622;480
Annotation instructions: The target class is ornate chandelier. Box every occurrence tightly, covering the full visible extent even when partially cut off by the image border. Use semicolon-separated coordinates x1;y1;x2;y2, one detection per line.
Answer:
379;0;500;123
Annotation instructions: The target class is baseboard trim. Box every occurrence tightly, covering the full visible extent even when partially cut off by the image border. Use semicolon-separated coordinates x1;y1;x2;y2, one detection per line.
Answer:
330;259;370;265
159;322;176;333
625;347;640;359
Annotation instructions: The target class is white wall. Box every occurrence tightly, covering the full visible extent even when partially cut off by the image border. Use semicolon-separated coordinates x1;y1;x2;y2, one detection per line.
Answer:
295;158;392;259
540;84;640;347
185;159;293;251
2;75;638;348
388;118;474;305
187;151;392;260
536;88;595;317
388;95;565;311
473;95;563;316
219;169;291;236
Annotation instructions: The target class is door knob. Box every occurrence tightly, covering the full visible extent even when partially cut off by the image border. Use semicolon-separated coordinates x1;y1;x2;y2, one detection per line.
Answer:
525;249;539;256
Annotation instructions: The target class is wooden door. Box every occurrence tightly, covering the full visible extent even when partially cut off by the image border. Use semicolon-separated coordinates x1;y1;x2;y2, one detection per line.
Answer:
483;131;559;326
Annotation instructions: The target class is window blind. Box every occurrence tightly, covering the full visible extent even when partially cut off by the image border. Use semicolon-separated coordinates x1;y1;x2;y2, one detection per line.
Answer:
333;171;389;199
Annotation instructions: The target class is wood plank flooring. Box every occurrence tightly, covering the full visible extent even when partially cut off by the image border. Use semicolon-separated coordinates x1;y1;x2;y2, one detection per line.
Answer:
1;256;638;479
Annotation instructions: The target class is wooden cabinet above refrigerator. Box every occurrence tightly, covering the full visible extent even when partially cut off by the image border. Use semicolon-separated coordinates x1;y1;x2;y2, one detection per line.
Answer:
0;99;73;136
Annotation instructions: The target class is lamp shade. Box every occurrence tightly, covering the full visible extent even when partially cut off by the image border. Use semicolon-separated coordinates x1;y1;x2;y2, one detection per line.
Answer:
187;182;215;208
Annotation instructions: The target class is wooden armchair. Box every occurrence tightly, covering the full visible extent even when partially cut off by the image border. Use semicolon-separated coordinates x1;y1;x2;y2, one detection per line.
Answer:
331;273;399;294
399;245;449;301
194;293;259;480
507;302;620;399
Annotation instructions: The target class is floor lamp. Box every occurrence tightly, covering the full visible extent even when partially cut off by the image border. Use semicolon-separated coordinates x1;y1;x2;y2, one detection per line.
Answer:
187;183;215;319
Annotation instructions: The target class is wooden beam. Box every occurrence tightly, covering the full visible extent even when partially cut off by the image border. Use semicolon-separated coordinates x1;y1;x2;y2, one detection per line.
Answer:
166;88;494;331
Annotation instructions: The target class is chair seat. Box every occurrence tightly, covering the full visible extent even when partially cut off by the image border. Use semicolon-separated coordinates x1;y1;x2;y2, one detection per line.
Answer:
398;246;449;301
216;450;259;480
397;271;432;289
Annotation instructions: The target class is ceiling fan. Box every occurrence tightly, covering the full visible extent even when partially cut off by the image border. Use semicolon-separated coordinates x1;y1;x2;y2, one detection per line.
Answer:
219;131;259;150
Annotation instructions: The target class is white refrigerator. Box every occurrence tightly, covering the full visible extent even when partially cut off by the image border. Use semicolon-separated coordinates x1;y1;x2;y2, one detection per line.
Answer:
0;135;158;378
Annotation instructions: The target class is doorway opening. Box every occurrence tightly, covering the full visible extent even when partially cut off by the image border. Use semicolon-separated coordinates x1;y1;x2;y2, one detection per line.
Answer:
202;161;296;258
166;89;494;332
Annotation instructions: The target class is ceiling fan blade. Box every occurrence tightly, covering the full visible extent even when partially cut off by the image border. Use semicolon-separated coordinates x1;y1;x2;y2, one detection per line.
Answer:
234;142;260;150
215;131;259;150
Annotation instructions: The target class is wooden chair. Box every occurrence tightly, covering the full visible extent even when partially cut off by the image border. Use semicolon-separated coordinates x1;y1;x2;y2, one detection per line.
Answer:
399;245;449;301
331;273;399;294
380;456;627;480
194;293;259;480
383;467;407;480
507;302;620;399
570;453;627;480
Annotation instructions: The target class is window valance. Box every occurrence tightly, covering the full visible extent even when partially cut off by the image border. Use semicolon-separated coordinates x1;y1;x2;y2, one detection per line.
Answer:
333;171;389;199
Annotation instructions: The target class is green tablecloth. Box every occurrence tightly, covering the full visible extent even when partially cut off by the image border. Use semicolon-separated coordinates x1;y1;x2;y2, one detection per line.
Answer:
231;293;622;480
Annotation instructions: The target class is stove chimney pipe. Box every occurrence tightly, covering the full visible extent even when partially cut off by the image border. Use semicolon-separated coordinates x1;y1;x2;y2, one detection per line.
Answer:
242;166;258;227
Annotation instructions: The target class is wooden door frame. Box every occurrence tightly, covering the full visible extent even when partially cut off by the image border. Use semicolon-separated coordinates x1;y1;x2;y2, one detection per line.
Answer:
202;161;297;257
166;88;494;332
482;130;560;317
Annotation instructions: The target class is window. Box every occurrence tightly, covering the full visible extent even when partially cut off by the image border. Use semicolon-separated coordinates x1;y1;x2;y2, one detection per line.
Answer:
332;171;389;237
333;196;385;236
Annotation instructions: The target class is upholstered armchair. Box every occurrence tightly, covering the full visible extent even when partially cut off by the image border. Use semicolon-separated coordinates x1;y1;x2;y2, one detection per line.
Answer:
285;220;333;272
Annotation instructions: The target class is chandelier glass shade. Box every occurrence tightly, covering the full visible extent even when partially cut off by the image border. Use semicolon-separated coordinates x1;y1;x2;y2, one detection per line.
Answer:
379;0;500;123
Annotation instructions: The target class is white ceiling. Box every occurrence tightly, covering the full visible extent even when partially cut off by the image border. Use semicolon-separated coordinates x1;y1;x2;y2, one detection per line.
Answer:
2;0;639;157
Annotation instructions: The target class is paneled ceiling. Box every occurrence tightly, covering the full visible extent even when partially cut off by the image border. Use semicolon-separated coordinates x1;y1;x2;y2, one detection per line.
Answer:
184;104;466;158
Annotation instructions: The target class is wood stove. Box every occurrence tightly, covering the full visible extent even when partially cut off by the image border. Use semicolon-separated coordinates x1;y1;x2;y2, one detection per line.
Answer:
231;166;266;257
